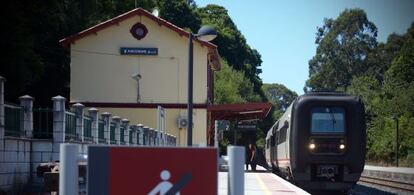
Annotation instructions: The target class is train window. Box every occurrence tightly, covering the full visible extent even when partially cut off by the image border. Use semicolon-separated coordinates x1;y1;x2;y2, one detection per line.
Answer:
279;127;287;143
311;107;345;133
275;131;279;144
270;136;275;146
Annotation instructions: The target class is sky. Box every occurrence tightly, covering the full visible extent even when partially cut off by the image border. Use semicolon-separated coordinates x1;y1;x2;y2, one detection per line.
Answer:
195;0;414;95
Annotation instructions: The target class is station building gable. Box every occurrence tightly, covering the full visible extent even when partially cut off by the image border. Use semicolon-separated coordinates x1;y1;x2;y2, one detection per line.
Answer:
60;8;221;146
60;8;220;105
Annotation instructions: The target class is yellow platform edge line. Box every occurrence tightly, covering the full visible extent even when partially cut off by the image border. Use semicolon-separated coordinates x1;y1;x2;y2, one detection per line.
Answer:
255;173;272;195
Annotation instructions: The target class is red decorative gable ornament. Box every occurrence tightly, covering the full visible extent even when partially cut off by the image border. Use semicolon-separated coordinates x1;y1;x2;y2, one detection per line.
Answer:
130;22;148;40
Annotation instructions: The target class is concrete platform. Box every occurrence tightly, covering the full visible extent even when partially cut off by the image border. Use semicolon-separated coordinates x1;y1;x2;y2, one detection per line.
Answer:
219;166;309;195
363;165;414;184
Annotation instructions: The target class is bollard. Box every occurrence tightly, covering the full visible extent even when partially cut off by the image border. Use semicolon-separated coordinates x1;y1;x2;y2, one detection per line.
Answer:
59;144;79;195
228;146;245;195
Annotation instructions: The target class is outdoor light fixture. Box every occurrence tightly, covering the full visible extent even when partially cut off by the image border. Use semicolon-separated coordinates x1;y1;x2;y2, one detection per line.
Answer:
187;25;217;146
339;144;345;150
131;73;142;103
309;143;316;150
195;26;217;42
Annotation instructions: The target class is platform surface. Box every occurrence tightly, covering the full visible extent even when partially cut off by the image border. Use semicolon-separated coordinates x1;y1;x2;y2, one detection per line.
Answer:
364;165;414;174
363;165;414;185
218;166;309;195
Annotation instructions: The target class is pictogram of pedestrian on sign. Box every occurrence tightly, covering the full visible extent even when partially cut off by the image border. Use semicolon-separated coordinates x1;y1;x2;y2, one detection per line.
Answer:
148;170;192;195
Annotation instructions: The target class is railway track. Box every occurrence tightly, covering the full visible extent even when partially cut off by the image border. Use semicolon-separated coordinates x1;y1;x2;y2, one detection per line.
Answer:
358;175;414;193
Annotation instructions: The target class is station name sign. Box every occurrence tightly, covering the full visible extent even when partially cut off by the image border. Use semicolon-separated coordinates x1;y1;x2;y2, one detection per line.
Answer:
120;47;158;55
237;122;257;131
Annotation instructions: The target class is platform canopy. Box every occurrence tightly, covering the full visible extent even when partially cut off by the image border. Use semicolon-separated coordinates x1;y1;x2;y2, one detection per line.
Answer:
208;102;272;121
206;102;272;146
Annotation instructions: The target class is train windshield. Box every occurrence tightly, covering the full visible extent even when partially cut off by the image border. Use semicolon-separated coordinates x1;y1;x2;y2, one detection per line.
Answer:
311;107;345;133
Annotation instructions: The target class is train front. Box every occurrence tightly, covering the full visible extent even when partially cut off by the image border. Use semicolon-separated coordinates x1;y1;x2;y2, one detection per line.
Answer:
290;94;366;191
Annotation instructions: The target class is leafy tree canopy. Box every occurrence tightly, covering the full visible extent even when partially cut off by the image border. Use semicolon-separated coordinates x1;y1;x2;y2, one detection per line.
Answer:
157;0;200;33
197;5;264;99
262;83;297;118
214;61;261;104
306;9;378;92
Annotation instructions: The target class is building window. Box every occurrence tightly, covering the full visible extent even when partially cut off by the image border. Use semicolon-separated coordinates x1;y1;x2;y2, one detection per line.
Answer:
130;22;148;40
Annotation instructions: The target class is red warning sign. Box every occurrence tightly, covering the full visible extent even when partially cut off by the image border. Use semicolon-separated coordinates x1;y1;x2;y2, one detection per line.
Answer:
88;147;217;195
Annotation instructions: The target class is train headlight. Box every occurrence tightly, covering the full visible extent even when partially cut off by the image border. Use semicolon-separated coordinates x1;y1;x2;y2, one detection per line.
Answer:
339;144;345;150
309;143;316;150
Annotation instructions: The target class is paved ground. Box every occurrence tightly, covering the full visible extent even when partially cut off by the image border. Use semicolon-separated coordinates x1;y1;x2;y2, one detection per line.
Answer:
218;166;309;195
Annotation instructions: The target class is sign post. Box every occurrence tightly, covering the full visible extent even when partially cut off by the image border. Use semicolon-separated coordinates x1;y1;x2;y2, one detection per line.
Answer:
157;106;166;145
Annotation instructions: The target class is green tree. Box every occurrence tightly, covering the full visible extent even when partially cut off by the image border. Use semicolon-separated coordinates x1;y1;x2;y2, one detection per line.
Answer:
262;83;298;119
214;61;261;104
0;1;44;102
0;0;156;106
306;9;378;92
197;5;265;100
382;23;414;164
365;33;404;82
157;0;201;33
347;76;381;118
349;22;414;166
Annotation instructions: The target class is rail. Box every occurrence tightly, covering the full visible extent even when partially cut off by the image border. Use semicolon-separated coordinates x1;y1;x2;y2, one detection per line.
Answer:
33;108;53;139
97;119;106;143
83;116;93;142
4;103;23;137
110;122;116;144
65;111;78;141
3;105;177;146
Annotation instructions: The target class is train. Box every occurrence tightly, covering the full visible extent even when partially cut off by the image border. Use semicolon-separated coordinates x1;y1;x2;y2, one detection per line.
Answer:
265;92;366;191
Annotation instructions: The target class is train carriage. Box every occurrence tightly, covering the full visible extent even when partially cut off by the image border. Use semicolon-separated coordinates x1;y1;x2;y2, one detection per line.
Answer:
265;92;366;191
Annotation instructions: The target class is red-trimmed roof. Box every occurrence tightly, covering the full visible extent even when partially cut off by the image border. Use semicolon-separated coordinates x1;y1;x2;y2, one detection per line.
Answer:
208;102;272;121
59;8;217;49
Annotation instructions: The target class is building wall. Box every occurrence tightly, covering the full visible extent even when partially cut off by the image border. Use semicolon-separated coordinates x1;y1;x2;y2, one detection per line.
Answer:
70;15;209;104
0;138;31;190
0;137;88;191
93;107;207;146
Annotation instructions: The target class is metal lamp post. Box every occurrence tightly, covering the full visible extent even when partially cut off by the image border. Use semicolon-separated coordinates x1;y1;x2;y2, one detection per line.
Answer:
187;26;217;146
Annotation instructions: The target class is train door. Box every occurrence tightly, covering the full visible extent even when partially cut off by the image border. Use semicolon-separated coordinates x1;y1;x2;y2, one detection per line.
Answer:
270;134;275;163
285;120;290;163
274;129;279;168
277;121;289;168
265;137;271;166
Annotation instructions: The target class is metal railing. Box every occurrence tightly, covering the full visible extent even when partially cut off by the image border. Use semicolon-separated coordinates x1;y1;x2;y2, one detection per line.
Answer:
3;105;177;146
98;119;106;143
33;108;53;139
83;116;93;142
129;129;133;145
110;122;116;144
65;111;77;141
4;103;23;137
120;126;125;145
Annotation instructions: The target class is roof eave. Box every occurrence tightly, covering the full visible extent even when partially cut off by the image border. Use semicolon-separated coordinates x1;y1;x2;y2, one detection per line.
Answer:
59;8;217;50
